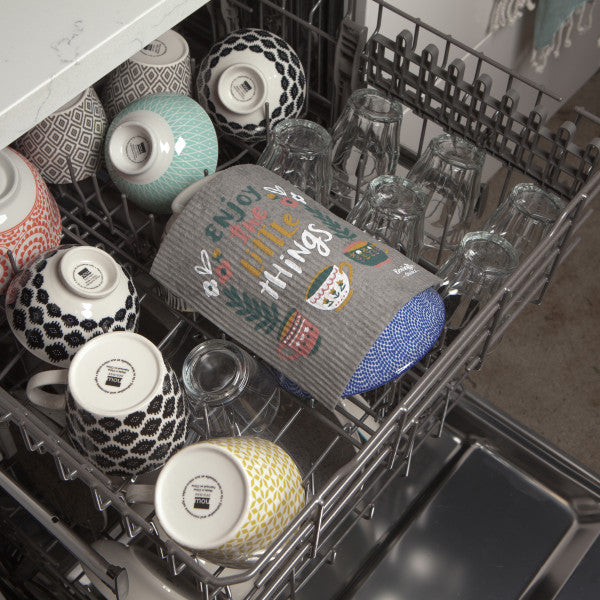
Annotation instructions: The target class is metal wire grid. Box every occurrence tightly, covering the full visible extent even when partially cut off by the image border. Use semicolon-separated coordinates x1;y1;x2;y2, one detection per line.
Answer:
354;0;600;201
0;176;453;596
0;177;594;600
0;0;598;598
0;467;110;600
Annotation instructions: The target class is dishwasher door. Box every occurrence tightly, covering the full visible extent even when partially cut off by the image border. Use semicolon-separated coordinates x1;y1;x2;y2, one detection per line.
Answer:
298;390;600;600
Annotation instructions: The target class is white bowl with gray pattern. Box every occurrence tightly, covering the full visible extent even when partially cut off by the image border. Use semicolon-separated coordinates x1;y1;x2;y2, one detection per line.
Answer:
15;87;108;184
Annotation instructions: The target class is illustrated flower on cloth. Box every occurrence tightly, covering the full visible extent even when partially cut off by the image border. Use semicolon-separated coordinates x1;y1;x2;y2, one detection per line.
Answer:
216;260;233;284
203;279;219;297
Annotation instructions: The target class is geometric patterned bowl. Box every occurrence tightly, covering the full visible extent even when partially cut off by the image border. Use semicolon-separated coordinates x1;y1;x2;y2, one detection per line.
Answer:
105;93;218;214
196;28;306;143
101;29;193;122
14;87;108;184
5;245;139;367
65;332;188;479
277;287;446;398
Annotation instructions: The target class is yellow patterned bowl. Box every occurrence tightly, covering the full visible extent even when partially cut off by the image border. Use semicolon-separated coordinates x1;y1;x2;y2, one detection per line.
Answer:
153;437;305;566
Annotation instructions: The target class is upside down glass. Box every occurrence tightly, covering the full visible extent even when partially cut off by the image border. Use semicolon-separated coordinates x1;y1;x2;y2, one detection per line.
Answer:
346;174;427;261
182;339;280;439
329;88;403;211
258;118;332;206
483;182;566;259
435;231;519;347
407;133;486;266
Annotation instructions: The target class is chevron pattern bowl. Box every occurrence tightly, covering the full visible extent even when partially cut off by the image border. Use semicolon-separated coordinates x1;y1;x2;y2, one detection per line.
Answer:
153;437;305;567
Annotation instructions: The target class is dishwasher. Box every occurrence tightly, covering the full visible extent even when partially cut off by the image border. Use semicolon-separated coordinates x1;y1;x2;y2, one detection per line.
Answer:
1;1;599;599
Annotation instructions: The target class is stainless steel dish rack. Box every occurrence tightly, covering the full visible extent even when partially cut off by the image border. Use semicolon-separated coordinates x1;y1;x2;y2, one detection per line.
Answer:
1;1;599;599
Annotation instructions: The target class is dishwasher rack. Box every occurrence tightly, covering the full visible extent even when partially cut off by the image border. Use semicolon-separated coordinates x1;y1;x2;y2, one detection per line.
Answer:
1;1;599;599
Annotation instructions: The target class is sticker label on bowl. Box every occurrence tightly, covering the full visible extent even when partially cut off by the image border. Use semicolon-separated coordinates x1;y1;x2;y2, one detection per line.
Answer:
72;262;103;290
95;359;135;394
126;136;150;163
182;475;223;518
140;40;167;57
230;76;256;103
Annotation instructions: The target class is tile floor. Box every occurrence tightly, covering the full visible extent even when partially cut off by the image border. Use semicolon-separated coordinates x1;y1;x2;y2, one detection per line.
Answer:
468;68;600;475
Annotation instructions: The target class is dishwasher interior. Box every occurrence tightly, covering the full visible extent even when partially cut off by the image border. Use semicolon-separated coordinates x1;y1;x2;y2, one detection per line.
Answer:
1;1;600;599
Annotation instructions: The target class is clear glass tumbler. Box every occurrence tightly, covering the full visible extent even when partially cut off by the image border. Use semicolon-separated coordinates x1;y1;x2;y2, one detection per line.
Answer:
258;118;332;206
407;133;486;266
483;182;566;259
182;339;280;439
346;174;427;261
329;88;403;211
435;231;519;346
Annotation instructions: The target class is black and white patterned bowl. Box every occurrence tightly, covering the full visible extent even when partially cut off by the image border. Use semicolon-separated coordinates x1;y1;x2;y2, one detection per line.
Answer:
196;28;306;142
5;245;139;368
64;331;188;478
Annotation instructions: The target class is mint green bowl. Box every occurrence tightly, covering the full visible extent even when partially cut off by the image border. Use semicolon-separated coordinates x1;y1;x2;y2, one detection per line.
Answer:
105;93;218;214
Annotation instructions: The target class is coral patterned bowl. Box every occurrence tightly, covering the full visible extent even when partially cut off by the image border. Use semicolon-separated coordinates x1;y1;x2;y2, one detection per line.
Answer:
196;28;306;142
0;148;62;295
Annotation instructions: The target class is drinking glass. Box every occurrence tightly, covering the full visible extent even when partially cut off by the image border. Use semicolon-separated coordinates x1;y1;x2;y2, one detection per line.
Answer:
329;88;403;211
483;183;566;259
407;133;486;266
435;231;519;346
182;339;280;439
258;118;332;206
346;174;426;261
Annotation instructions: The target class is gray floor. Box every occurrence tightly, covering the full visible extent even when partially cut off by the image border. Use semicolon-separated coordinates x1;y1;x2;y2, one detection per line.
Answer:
469;69;600;475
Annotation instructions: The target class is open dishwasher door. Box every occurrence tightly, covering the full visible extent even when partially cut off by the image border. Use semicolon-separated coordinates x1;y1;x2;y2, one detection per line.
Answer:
299;390;600;600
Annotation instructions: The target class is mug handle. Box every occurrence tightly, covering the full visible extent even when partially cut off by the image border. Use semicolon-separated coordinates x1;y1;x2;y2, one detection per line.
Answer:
26;370;69;410
339;262;353;283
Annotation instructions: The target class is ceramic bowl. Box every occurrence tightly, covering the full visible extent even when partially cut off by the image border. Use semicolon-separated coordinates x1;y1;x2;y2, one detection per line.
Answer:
101;29;193;121
14;87;108;184
196;28;306;142
0;148;62;294
104;93;218;214
277;287;445;397
5;245;139;367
